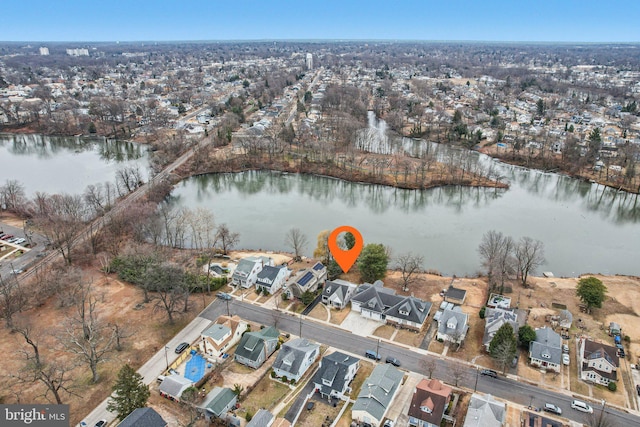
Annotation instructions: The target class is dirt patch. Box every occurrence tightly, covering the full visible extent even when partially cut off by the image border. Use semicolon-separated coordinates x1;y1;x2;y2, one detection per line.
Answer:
394;328;425;348
373;324;395;340
307;303;329;321
329;307;351;325
428;339;445;355
296;398;344;427
230;250;292;266
238;376;291;418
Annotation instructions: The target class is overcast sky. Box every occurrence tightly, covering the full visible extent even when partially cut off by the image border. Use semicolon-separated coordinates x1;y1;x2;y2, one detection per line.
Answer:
1;0;639;43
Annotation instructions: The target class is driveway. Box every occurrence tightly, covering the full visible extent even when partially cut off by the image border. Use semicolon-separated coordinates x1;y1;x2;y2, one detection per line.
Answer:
340;311;383;336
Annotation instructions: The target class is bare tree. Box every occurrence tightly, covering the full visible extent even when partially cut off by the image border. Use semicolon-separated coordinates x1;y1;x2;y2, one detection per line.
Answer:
285;227;308;261
394;252;424;292
450;362;466;387
145;263;185;324
14;324;77;404
216;223;240;255
584;405;616;427
0;274;27;329
515;237;545;287
115;165;144;196
421;357;437;379
0;179;27;213
60;282;116;383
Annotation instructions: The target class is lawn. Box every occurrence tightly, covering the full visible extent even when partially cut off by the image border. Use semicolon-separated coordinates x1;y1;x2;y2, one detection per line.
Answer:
308;303;329;321
373;324;395;339
429;339;445;355
330;307;352;325
350;361;374;397
394;328;425;347
334;402;353;427
238;376;291;417
296;399;344;427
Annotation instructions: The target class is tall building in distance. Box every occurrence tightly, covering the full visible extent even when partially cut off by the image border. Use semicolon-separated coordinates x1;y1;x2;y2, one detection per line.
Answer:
66;48;89;57
39;47;49;56
306;53;313;70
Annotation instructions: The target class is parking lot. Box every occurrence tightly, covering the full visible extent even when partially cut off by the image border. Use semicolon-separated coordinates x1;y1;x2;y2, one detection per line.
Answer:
0;220;48;280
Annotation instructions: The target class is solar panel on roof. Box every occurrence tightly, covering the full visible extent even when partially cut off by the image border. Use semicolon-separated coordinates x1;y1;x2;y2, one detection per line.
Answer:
297;271;314;286
313;263;325;271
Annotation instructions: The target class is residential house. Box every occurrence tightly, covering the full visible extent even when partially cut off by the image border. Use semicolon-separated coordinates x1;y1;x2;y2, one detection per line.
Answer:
255;265;290;295
272;338;320;382
580;339;619;386
159;375;193;400
351;281;398;321
528;327;562;373
246;409;274;427
523;411;562;427
462;394;506;427
199;315;247;358
444;286;467;305
234;326;280;369
352;364;404;427
284;262;327;299
199;387;238;422
118;407;167;427
313;351;360;401
385;296;432;331
436;307;469;345
322;279;358;309
232;256;274;288
408;378;452;427
483;308;519;352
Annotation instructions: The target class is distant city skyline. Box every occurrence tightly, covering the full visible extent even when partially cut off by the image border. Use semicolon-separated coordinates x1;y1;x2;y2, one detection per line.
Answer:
1;0;639;43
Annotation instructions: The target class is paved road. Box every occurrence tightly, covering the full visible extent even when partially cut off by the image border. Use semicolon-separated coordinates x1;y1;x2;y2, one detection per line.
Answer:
202;299;640;427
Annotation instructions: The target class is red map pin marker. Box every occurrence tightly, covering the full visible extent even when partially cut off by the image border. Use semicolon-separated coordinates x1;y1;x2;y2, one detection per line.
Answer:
328;226;363;273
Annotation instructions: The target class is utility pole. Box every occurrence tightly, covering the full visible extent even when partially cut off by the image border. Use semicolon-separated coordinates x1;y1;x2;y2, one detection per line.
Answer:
474;367;480;392
376;339;381;358
164;346;169;370
226;298;230;317
299;314;303;338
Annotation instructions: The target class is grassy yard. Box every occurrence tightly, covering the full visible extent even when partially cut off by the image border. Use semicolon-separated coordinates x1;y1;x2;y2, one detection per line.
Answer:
296;399;344;427
308;303;329;321
428;339;445;355
394;328;425;347
334;402;353;427
228;362;254;375
373;324;395;339
238;376;291;417
330;307;351;325
350;361;374;397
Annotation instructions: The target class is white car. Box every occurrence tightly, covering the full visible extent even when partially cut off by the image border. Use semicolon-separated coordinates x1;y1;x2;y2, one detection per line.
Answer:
562;353;570;365
571;399;593;413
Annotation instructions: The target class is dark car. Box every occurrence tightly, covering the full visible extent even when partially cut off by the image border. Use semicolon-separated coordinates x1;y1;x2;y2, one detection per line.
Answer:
544;403;562;415
636;384;640;396
217;292;232;301
175;342;189;354
94;420;107;427
365;350;381;361
480;369;498;378
306;401;315;411
385;356;401;367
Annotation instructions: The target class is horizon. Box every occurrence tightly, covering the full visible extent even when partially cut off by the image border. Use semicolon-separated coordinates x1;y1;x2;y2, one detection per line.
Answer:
1;0;638;43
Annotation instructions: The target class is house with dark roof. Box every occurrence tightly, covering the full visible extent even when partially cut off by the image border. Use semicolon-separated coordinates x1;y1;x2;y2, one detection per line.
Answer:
352;364;404;427
523;411;562;427
159;375;193;401
408;378;452;427
436;307;469;345
322;279;358;309
351;282;399;321
199;315;248;358
580;338;619;386
256;265;290;294
234;326;280;369
232;256;274;288
444;286;467;305
312;351;360;401
462;393;505;427
246;409;275;427
483;308;519;352
385;296;432;331
528;327;562;373
118;407;167;427
272;338;320;382
198;387;237;421
284;262;327;299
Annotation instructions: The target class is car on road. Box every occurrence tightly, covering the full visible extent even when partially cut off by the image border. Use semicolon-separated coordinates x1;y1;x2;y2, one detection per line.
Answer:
562;344;569;353
217;292;232;300
383;420;394;427
94;420;107;427
385;356;401;367
14;238;26;245
571;399;593;413
12;269;24;275
636;384;640;396
562;353;570;365
2;235;14;241
480;369;498;378
175;342;189;354
544;403;562;415
365;350;381;361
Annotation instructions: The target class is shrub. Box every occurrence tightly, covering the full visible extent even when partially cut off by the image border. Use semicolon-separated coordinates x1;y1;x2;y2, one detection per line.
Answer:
282;376;288;383
479;306;486;319
270;370;276;378
245;411;253;422
290;378;296;385
608;382;617;392
624;335;631;343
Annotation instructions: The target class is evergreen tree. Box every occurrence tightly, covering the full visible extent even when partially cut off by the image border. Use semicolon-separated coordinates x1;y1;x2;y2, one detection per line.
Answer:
576;276;607;313
489;323;517;373
518;325;537;348
357;243;389;282
107;364;150;421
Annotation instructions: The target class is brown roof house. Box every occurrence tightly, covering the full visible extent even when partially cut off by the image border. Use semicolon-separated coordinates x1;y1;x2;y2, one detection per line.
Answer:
408;378;453;427
580;338;619;386
199;315;248;358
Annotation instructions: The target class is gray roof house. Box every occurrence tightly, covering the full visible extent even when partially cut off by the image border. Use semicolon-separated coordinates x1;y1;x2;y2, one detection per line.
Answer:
232;256;274;289
351;281;402;321
436;307;469;345
352;364;404;427
385;296;432;331
118;407;167;427
255;265;290;295
272;338;320;382
235;326;280;369
199;315;247;358
246;409;274;427
483;308;519;352
313;351;360;401
322;279;358;309
462;393;505;427
444;286;467;305
285;262;327;299
529;327;562;373
159;375;193;400
199;387;237;421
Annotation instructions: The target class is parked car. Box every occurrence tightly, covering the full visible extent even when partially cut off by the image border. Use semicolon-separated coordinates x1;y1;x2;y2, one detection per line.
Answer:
2;235;15;241
562;344;569;353
175;342;189;354
365;350;381;361
636;384;640;396
571;400;593;413
217;292;232;300
385;356;401;367
562;353;570;365
94;420;107;427
306;401;315;411
480;369;498;378
544;403;562;415
14;238;26;245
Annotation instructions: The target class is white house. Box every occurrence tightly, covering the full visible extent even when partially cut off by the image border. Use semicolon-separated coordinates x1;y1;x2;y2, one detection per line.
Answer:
528;327;562;373
231;256;274;288
580;338;619;386
255;265;289;294
352;364;404;427
199;315;247;358
436;308;469;345
271;338;320;382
